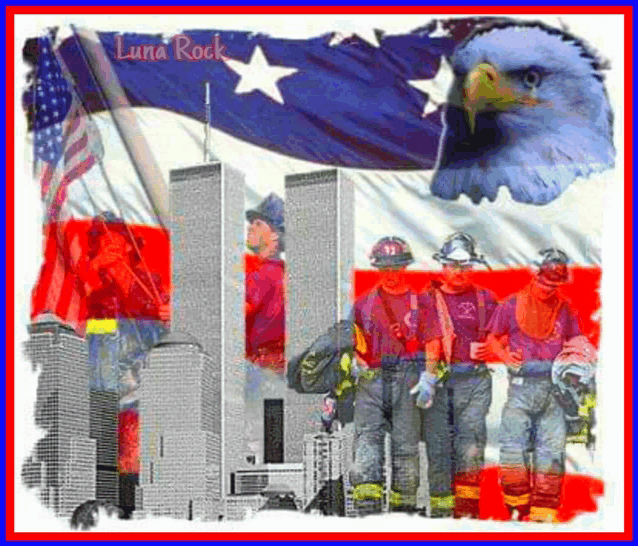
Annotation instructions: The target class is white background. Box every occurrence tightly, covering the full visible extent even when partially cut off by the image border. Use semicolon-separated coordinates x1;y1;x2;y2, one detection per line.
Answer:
13;13;625;534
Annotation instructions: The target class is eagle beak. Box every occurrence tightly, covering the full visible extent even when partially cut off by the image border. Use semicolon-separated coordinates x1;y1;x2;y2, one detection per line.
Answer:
463;63;542;134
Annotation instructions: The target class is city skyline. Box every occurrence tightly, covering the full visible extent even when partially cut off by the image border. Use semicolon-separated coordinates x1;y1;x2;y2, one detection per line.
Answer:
21;165;363;523
22;314;97;519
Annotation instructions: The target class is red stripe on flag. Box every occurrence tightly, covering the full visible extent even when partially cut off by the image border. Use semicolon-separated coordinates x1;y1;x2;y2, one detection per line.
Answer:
61;154;97;187
53;233;80;322
64;130;88;162
40;96;102;221
39;162;56;199
49;155;98;221
31;223;88;333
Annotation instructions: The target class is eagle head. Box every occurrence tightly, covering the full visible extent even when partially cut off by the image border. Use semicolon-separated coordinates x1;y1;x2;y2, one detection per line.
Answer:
431;21;615;205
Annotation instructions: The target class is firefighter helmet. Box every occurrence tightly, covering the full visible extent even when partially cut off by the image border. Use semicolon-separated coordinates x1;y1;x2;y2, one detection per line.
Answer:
369;236;414;269
552;343;596;430
537;248;570;285
433;232;489;268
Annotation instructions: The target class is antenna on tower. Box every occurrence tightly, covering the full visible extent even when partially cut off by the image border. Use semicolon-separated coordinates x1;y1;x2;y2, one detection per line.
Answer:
204;81;211;163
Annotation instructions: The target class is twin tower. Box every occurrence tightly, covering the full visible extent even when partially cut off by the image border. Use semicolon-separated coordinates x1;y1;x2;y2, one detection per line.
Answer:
137;164;355;520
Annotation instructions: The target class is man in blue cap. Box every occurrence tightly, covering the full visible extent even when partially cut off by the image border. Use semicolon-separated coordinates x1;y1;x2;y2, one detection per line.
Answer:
244;193;287;464
245;192;286;370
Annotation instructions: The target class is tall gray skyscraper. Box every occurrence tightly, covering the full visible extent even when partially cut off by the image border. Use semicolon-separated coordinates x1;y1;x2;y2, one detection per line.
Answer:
137;333;222;520
89;389;119;506
169;163;246;503
284;169;355;464
22;314;96;518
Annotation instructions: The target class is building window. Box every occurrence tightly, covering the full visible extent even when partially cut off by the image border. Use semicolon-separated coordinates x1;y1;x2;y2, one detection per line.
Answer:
264;399;284;464
150;462;154;484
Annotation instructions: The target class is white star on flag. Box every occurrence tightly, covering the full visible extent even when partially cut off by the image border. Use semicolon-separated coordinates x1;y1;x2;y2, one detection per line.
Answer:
224;45;298;105
408;55;455;117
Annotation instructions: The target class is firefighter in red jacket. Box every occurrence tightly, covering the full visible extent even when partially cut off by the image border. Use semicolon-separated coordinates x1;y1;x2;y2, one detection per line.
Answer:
85;211;169;322
486;249;582;522
350;236;438;515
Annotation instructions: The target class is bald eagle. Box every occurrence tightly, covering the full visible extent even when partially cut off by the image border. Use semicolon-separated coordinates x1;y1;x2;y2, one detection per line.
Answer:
431;21;615;206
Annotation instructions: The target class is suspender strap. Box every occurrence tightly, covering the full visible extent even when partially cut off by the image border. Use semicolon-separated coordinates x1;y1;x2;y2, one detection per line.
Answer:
477;289;486;338
434;287;455;366
378;287;417;345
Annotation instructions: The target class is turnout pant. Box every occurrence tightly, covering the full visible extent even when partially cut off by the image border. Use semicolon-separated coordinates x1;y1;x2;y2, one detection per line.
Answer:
422;372;492;517
499;376;566;522
351;360;421;513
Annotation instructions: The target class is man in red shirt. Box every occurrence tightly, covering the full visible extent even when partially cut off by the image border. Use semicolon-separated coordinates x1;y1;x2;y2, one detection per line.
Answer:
244;193;287;464
416;233;497;519
245;193;286;371
350;236;438;515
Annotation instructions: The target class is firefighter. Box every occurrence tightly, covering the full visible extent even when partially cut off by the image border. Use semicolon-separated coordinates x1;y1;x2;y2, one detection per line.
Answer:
486;248;583;522
85;211;169;322
413;233;498;518
350;236;437;515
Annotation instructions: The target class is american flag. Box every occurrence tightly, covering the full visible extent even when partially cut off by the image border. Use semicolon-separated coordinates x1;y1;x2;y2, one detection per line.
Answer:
33;35;103;221
30;35;104;330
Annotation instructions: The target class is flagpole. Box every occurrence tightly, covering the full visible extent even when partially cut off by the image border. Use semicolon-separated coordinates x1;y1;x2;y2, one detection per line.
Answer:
204;82;211;163
69;24;169;230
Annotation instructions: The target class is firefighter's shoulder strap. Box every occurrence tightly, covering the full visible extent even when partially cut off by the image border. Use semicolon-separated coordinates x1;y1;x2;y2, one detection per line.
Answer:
432;285;455;365
377;287;417;346
477;288;487;337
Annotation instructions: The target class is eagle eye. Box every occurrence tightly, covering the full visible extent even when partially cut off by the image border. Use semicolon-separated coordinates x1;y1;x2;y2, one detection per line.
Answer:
522;68;542;89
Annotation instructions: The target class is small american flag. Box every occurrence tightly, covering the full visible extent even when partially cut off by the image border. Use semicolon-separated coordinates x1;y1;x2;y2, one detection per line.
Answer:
33;35;103;221
30;35;104;330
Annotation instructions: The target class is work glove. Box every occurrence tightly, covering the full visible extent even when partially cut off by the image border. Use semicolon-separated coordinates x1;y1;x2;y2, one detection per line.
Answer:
410;371;438;410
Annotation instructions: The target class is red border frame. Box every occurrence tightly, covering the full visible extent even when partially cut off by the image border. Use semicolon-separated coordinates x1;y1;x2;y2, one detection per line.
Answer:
6;5;633;541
